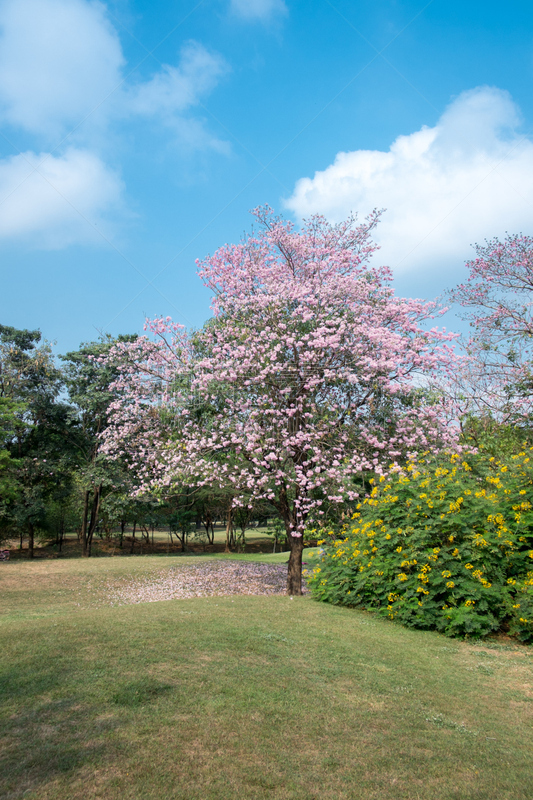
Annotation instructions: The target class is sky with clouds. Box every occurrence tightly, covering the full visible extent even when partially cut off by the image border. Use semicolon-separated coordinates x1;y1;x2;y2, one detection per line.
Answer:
1;0;532;351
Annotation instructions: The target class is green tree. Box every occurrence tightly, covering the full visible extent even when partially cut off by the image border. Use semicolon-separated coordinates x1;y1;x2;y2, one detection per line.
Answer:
0;324;71;556
61;334;137;556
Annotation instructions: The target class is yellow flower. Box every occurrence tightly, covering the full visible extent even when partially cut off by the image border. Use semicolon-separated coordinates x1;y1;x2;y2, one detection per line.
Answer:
446;581;455;588
465;563;474;570
441;570;452;578
397;573;408;582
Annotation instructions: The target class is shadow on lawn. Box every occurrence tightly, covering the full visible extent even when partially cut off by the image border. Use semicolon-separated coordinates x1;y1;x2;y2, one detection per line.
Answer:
0;659;175;799
0;689;111;798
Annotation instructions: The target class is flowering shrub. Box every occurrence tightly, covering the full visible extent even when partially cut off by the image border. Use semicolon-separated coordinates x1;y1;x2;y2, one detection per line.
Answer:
306;450;533;641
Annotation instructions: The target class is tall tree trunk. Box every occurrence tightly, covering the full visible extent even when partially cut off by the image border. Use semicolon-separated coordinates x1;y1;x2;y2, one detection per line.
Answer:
130;520;137;554
81;490;90;556
58;512;65;553
224;503;233;553
28;522;34;559
286;533;304;595
84;484;102;558
203;511;214;545
278;486;305;595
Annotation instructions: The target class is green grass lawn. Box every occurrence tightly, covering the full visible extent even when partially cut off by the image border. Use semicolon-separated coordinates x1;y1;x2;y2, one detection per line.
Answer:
1;554;532;800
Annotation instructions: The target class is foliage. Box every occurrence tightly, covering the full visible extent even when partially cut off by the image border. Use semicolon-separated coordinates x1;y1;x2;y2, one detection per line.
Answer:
0;324;74;554
307;449;533;641
60;334;138;556
102;207;459;593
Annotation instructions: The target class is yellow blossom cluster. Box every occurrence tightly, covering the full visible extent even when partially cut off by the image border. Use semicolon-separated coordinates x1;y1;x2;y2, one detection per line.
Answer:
307;447;533;643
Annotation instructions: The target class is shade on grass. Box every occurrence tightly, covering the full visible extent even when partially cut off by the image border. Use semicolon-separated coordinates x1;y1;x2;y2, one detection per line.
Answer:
0;555;532;800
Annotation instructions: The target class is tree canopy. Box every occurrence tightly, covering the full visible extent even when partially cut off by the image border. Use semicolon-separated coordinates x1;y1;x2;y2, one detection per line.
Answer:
102;208;460;592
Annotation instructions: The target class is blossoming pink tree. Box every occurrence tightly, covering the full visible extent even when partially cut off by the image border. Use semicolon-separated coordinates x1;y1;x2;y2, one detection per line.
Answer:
450;233;533;424
103;208;459;594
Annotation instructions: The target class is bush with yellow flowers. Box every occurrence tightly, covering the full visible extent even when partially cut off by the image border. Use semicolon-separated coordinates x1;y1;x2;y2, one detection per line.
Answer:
306;449;533;641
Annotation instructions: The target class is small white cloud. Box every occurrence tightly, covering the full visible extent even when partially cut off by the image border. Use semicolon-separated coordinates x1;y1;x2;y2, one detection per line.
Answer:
0;148;125;247
129;41;227;117
0;0;124;139
230;0;288;22
126;41;229;151
286;87;533;276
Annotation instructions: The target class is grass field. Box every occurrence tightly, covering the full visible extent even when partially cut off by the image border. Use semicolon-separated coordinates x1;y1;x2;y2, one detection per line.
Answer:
1;553;532;799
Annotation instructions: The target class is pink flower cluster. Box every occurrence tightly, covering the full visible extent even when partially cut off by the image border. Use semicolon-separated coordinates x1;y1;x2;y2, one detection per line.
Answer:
451;233;533;422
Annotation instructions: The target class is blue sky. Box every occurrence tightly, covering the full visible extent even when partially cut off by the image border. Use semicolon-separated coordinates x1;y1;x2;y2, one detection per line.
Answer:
1;0;532;353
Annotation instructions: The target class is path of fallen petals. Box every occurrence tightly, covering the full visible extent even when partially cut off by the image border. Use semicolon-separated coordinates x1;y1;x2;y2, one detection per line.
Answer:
103;560;305;606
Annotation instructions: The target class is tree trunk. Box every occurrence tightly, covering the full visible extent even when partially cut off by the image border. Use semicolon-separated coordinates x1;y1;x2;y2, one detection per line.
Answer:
286;535;304;595
203;511;214;545
58;513;65;553
224;504;233;553
81;489;90;556
130;521;137;554
84;485;102;558
28;522;34;559
277;486;305;595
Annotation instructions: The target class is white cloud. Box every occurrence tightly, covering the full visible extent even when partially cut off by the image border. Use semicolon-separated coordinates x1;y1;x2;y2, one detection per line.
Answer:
128;41;227;117
286;87;533;276
0;0;124;139
230;0;288;22
0;1;229;246
0;149;125;247
0;1;228;143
